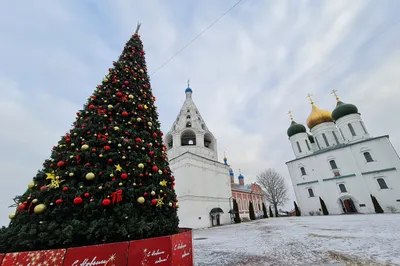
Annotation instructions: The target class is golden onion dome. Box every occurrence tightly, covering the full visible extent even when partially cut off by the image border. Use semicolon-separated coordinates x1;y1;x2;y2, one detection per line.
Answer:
306;103;333;129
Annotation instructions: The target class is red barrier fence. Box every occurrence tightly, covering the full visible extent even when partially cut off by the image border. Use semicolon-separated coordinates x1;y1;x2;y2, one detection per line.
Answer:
0;228;193;266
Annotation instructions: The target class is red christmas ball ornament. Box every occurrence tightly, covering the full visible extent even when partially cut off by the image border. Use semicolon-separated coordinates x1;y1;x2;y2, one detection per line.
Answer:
144;192;148;196
104;145;111;151
139;183;143;187
122;111;128;117
151;199;157;205
138;104;143;110
160;132;164;136
152;166;158;172
56;199;63;205
121;173;128;180
89;104;95;110
108;159;113;163
18;204;26;211
149;151;154;156
124;81;129;85
63;186;69;191
102;199;111;206
152;133;157;138
73;197;83;205
84;193;90;198
57;161;65;168
91;95;96;99
116;92;123;97
135;138;141;143
91;148;97;153
40;185;47;191
139;173;143;177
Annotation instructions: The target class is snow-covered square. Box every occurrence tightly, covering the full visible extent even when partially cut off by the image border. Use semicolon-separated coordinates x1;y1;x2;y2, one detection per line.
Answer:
193;214;400;266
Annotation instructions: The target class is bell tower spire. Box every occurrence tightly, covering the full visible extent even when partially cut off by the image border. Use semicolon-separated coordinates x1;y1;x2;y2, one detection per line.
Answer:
164;83;218;161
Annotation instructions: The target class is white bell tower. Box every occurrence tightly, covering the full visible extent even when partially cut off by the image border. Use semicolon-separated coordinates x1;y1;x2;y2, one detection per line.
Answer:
164;84;231;229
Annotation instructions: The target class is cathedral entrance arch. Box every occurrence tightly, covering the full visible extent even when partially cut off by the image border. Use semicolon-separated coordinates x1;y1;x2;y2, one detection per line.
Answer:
338;195;358;214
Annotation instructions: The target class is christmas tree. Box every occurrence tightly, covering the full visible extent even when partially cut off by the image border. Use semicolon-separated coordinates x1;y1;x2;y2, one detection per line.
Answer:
0;25;179;253
294;201;301;216
232;199;241;223
262;203;268;218
370;194;384;213
319;197;329;215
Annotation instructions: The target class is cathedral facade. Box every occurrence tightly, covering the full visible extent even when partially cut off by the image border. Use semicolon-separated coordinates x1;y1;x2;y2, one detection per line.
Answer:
286;91;400;215
164;87;232;229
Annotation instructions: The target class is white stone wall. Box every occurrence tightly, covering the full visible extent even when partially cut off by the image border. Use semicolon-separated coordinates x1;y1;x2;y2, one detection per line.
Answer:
310;122;344;150
289;132;313;158
169;151;232;228
335;113;370;143
287;135;400;215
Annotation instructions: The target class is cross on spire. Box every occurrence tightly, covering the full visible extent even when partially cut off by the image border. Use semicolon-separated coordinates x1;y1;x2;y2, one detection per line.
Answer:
288;110;294;121
187;79;190;88
306;93;314;104
331;89;340;102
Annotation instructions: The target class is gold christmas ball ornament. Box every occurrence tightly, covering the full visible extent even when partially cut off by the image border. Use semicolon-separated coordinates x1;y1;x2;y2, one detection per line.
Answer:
69;172;74;177
85;172;95;180
151;191;155;196
137;197;145;204
137;118;142;122
8;212;15;219
138;163;144;168
114;127;119;131
98;186;103;190
71;143;75;147
129;94;134;99
28;181;35;189
81;144;89;151
169;202;173;207
119;182;123;186
107;104;113;109
176;203;180;208
122;156;126;159
34;204;46;214
99;154;103;158
158;170;162;175
110;173;114;177
32;199;38;204
118;144;122;147
148;122;152;126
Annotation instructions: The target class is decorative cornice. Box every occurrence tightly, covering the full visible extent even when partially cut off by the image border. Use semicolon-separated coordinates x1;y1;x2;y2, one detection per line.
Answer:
361;167;396;175
297;180;319;186
322;173;356;182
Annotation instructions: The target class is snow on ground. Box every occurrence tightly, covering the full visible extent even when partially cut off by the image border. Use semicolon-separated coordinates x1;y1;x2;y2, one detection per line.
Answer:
193;214;400;266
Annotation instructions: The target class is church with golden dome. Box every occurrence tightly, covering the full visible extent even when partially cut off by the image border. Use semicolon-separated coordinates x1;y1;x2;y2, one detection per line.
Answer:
285;90;400;215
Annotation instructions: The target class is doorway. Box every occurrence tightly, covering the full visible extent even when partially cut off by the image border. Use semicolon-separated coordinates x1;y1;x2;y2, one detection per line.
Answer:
341;198;357;213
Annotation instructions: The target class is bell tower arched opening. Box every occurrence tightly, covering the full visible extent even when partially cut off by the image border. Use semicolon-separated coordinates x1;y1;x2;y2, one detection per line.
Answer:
181;130;196;146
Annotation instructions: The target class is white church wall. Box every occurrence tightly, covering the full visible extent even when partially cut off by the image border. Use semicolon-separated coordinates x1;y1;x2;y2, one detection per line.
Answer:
169;153;232;228
287;136;400;215
310;122;343;150
289;132;313;158
336;113;370;143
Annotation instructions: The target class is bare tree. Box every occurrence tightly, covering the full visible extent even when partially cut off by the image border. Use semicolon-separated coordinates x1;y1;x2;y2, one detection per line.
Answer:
257;168;289;217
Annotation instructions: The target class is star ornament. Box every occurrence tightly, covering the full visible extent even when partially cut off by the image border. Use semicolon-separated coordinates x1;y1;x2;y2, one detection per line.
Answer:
45;171;55;179
159;179;167;187
156;196;164;208
115;164;123;172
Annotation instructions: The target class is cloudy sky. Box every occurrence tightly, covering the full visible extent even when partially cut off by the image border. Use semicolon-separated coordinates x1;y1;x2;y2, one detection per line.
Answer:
1;0;400;225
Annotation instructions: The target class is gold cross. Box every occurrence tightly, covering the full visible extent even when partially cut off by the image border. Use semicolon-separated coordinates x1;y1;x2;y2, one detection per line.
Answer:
187;79;190;88
239;168;241;174
287;111;294;121
331;89;339;101
306;93;314;104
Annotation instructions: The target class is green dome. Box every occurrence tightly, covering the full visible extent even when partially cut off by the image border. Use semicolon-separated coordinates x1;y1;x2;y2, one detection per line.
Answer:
287;121;306;137
332;101;358;121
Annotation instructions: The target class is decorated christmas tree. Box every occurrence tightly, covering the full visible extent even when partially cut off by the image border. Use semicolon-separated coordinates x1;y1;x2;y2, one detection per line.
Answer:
0;25;179;253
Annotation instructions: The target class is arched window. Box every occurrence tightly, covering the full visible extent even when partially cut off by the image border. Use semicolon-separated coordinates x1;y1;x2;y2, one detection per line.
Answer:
322;133;330;147
332;131;339;145
166;134;173;149
237;198;242;210
348;123;356;136
296;141;302;153
360;121;368;134
201;124;205;130
187;115;191;119
377;178;388;189
329;160;338;169
300;167;306;176
338;184;347;193
308;188;315;197
181;130;196;146
186;121;191;128
305;140;311;151
364;152;373;162
315;137;321;150
187;109;190;113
